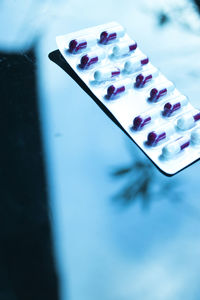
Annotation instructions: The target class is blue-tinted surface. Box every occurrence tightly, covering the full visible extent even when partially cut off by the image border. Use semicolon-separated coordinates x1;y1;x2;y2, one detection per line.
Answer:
1;1;200;299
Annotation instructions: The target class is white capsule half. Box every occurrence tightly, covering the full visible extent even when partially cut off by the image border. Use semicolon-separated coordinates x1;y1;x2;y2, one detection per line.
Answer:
177;113;196;130
94;66;120;82
124;59;141;73
112;41;137;57
124;54;148;74
162;135;190;159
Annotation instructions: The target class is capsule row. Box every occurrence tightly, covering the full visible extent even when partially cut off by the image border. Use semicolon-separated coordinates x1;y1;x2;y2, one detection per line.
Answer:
133;110;200;149
77;46;147;72
104;69;160;99
133;95;189;131
148;111;200;146
93;54;149;81
74;40;138;66
68;25;127;54
132;100;200;135
103;75;176;102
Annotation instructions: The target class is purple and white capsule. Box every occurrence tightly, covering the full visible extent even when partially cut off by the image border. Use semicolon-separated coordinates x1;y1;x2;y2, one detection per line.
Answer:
99;25;125;44
79;50;105;69
177;111;200;130
106;78;132;99
135;68;159;88
112;41;137;57
163;95;188;117
162;136;190;159
147;125;174;146
148;81;174;102
68;35;96;53
133;110;158;130
124;55;149;74
94;66;120;82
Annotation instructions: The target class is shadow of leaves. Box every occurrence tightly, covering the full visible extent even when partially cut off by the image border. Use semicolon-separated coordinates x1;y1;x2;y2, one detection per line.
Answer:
111;151;181;209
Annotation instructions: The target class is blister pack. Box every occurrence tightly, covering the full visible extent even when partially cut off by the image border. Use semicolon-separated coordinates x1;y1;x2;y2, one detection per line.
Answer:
55;21;200;176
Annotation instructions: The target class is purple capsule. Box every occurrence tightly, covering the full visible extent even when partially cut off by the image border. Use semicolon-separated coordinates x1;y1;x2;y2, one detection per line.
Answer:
147;125;174;146
99;25;125;44
106;79;132;99
68;35;95;53
162;96;188;117
133;109;158;130
135;68;159;88
80;54;98;69
149;88;167;102
107;85;125;99
133;110;160;130
79;50;105;69
69;39;87;53
133;116;151;130
147;131;166;146
163;102;180;116
135;74;152;88
100;31;116;44
148;82;174;102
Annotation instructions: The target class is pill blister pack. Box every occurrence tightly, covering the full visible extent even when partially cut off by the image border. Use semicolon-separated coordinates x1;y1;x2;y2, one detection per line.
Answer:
56;21;200;176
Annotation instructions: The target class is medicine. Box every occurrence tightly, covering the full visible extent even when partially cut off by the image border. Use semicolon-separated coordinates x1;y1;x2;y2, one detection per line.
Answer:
79;50;105;69
133;110;158;130
55;21;200;175
162;95;188;117
99;25;125;44
124;55;149;73
148;81;174;103
106;78;132;99
112;41;137;57
94;66;120;82
147;125;174;146
191;128;200;145
162;136;190;159
68;35;96;53
177;112;200;130
134;68;159;88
